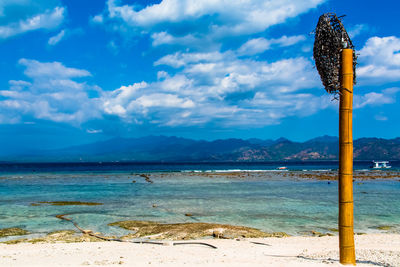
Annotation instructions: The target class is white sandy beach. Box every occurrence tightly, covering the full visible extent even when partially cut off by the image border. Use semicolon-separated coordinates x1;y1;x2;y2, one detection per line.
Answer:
1;234;399;267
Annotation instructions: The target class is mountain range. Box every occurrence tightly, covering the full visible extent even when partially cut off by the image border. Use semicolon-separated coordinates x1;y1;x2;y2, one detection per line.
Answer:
3;135;400;162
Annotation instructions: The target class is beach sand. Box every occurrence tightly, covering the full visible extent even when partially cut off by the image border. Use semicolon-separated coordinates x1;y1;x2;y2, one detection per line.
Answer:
1;234;399;267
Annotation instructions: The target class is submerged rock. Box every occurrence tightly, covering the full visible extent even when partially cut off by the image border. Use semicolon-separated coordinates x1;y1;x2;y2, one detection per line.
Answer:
377;225;393;230
109;220;289;240
31;201;103;206
0;227;29;238
139;174;154;184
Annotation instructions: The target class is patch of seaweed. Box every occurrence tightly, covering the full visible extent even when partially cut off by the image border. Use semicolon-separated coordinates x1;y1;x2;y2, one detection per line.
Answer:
376;225;393;231
109;220;289;240
0;227;29;238
2;230;105;244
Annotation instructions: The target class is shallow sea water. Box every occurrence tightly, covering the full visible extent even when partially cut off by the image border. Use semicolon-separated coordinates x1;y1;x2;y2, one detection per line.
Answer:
1;169;400;240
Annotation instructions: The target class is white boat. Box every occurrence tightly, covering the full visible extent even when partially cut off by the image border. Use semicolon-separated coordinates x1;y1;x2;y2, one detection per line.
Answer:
277;166;288;170
371;161;391;169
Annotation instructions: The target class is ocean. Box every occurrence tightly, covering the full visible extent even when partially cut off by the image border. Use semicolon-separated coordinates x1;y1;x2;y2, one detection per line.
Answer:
1;161;400;241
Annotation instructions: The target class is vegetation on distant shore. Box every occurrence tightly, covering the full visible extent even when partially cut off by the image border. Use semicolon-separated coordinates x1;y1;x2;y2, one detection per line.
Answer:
5;135;400;162
109;220;288;240
31;201;103;206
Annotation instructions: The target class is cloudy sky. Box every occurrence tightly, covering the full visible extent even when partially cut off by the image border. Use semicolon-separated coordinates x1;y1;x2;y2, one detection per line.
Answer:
1;0;399;151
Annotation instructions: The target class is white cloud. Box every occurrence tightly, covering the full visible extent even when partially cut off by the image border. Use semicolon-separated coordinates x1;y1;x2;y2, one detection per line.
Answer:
105;0;324;38
48;29;65;45
87;129;103;134
354;92;394;108
151;31;200;47
103;82;148;117
374;114;388;121
8;80;32;90
48;28;83;46
2;49;397;128
133;93;195;109
348;24;369;38
237;38;270;56
359;36;400;66
0;6;65;39
102;81;195;122
0;59;100;124
107;40;119;55
101;49;323;127
358;36;400;83
91;14;104;24
18;58;90;79
157;50;319;94
155;51;225;68
157;71;169;80
354;87;399;109
238;35;306;55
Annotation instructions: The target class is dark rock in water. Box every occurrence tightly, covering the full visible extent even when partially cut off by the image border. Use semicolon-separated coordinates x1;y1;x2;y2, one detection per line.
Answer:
311;230;321;236
152;204;157;208
140;174;154;184
0;227;29;237
132;180;136;183
185;213;193;217
361;191;368;194
32;201;103;206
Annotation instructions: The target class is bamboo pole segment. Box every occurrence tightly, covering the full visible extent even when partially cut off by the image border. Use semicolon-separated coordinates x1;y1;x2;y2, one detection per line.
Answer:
339;48;356;265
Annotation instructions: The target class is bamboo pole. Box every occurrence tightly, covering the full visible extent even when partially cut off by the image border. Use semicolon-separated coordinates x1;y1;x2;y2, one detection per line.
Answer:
339;48;356;265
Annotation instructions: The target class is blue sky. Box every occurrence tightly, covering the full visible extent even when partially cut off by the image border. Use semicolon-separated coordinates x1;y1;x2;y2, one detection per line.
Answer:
0;0;399;151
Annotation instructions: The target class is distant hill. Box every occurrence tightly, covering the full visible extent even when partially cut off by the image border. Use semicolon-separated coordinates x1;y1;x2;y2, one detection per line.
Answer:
3;135;400;162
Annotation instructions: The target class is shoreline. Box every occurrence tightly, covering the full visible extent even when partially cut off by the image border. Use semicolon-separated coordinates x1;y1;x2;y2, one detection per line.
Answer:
2;216;397;244
1;234;399;266
2;169;400;181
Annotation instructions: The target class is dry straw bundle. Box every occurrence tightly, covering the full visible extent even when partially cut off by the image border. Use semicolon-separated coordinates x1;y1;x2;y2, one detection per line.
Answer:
313;13;357;95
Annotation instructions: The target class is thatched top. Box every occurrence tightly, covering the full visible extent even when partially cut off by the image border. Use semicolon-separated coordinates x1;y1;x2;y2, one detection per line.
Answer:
313;13;357;94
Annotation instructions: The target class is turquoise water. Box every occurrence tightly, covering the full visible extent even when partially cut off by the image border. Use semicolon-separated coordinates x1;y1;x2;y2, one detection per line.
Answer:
1;170;400;240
